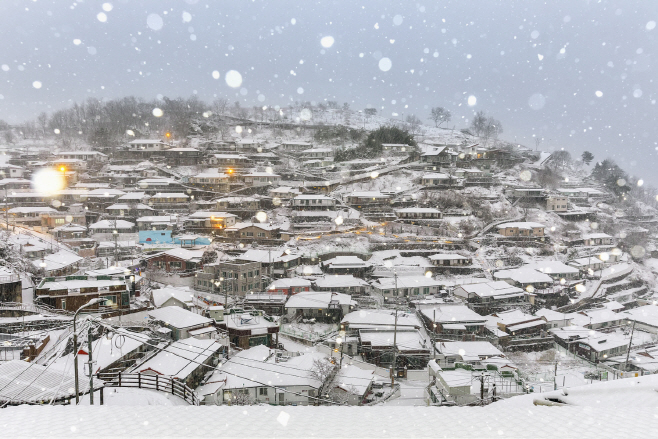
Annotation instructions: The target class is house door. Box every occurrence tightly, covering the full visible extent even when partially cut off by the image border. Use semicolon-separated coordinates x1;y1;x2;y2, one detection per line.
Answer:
278;393;284;405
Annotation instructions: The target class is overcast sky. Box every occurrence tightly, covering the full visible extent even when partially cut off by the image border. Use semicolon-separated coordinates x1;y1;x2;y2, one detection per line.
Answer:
1;0;656;182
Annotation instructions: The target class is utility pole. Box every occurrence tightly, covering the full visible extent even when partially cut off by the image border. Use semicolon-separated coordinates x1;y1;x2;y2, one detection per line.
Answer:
391;309;398;387
4;185;7;231
113;220;119;267
432;309;437;360
394;272;399;301
554;360;558;391
87;326;95;405
624;320;636;372
480;373;485;406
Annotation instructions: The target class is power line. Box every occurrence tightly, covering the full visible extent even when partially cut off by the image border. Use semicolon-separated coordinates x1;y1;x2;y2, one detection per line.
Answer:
0;319;91;408
96;320;343;405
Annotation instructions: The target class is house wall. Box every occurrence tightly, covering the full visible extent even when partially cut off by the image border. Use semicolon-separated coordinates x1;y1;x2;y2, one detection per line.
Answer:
147;254;198;272
223;384;316;406
0;280;22;303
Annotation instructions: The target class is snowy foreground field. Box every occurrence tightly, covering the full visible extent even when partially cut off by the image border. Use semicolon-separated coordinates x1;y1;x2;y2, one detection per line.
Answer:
2;375;658;438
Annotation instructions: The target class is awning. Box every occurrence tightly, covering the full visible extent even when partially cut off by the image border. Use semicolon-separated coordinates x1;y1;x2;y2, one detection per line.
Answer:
442;324;467;330
492;292;526;300
189;326;218;336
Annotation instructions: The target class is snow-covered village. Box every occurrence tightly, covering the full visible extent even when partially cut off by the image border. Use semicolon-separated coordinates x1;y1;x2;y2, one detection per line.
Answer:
1;1;658;438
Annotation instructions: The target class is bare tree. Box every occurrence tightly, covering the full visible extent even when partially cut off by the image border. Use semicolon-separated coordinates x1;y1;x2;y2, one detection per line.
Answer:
470;111;487;136
405;114;423;136
429;107;451;128
482;117;503;145
310;358;335;384
231;390;255;406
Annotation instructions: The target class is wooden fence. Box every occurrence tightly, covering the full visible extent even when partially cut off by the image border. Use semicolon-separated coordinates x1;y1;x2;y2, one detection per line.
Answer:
97;372;200;406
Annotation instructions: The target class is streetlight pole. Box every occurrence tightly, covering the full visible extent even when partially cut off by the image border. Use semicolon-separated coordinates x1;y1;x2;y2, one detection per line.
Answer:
73;298;104;405
391;309;398;387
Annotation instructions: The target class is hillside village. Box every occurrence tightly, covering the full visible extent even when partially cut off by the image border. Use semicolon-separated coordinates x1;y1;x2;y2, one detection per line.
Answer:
0;101;657;410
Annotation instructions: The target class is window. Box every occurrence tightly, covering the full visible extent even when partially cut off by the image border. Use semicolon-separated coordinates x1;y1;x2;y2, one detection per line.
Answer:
259;388;268;396
61;299;66;310
55;218;65;224
423;287;430;294
169;261;183;269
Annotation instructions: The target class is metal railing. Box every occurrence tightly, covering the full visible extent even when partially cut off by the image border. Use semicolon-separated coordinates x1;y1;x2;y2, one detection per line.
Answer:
96;372;200;406
0;301;73;317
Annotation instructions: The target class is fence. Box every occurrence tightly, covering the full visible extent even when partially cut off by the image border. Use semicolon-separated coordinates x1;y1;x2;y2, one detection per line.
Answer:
280;325;337;343
97;372;200;406
0;301;73;317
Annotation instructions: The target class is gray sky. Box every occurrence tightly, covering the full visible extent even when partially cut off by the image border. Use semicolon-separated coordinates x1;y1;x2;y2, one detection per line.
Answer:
1;0;657;182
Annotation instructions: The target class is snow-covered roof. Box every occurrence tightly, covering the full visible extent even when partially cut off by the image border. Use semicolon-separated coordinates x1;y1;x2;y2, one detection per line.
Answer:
496;222;545;229
137;215;177;223
145;247;205;262
421;146;447;155
428;253;470;261
625;305;658;328
33;250;83;272
244;172;281;177
523;261;580;275
187;211;236;219
51;223;87;232
342;309;422;330
148;307;213;329
152;193;189;199
89;219;135;229
152;286;196;308
86;188;126;196
456;281;526;298
57;150;107;156
582;232;613;240
238;249;299;264
436;341;503;358
8;207;57;214
267;278;312;290
0;360;102;404
396;207;442;213
285;291;356;309
420;305;487;324
106;203;153;211
136;337;221;379
323;255;368;268
347;191;391;198
225;222;278;231
493;266;554;284
118;192;149;200
293;194;334;200
217;345;324;389
313;275;369;289
534;308;572;323
371;275;442;290
333;365;375;395
359;329;428;351
422;173;450;179
129;139;165;144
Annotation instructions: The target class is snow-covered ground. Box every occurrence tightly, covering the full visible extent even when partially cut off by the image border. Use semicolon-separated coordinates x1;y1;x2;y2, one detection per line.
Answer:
3;374;658;437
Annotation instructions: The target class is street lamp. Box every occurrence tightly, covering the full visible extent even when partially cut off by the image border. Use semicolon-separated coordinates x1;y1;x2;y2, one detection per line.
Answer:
336;336;344;368
73;297;105;405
